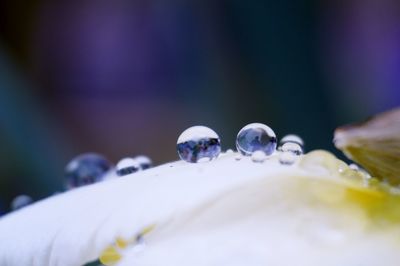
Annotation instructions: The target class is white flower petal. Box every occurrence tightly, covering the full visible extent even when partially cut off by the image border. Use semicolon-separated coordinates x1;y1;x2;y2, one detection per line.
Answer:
119;173;400;266
0;152;399;266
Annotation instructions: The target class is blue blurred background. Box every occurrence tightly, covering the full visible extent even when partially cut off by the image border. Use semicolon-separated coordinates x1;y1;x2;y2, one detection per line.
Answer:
0;1;399;213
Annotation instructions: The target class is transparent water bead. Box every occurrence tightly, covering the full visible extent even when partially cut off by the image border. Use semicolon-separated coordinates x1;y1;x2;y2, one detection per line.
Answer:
11;195;33;211
281;142;303;156
280;134;304;147
134;155;152;170
226;149;234;154
251;150;267;163
177;126;221;163
235;154;242;161
65;153;112;189
349;164;372;179
116;158;141;176
279;151;297;165
236;123;277;156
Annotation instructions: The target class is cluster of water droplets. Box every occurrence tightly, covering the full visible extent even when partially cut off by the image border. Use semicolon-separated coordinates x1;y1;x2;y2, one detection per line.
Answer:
62;153;153;191
116;155;152;177
176;123;305;165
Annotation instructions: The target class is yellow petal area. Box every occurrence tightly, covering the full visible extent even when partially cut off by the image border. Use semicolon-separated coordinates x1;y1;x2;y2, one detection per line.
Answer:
103;150;400;266
140;224;156;236
99;246;121;266
99;224;156;265
299;150;400;226
115;238;128;249
334;107;400;184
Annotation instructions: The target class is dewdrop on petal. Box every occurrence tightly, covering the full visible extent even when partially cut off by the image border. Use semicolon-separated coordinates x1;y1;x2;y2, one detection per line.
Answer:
11;195;33;211
116;158;141;176
134;155;153;170
236;123;277;156
65;153;112;189
279;151;297;165
176;126;221;163
281;142;303;156
251;150;267;163
280;134;304;147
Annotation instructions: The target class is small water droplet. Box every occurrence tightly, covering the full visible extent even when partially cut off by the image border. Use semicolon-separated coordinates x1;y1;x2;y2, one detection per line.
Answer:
349;163;371;179
134;155;153;170
349;163;359;170
235;154;242;161
65;153;112;190
11;195;33;211
236;123;277;156
280;134;304;147
279;151;297;165
116;158;141;176
226;149;234;154
176;126;221;163
281;142;303;155
251;150;266;163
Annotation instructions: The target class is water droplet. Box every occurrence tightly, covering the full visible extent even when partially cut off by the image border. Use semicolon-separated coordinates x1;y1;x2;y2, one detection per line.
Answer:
235;154;242;161
65;153;112;189
251;150;266;163
134;155;153;170
116;158;141;176
349;164;371;179
11;195;33;211
349;163;359;170
226;149;234;154
280;134;304;147
236;123;277;156
279;151;297;165
177;126;221;163
281;142;303;156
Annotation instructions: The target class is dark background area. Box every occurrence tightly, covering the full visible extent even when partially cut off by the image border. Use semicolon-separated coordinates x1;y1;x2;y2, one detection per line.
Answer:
1;0;399;213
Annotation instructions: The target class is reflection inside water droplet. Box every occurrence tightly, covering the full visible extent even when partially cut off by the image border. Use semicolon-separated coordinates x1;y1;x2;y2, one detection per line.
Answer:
116;158;140;176
236;123;277;156
281;142;303;156
65;153;112;190
177;126;221;163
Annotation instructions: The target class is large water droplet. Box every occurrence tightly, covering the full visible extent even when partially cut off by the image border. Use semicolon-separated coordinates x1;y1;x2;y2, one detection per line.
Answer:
65;153;112;189
116;158;141;176
134;155;152;170
177;126;221;163
281;142;303;156
11;195;33;211
236;123;277;156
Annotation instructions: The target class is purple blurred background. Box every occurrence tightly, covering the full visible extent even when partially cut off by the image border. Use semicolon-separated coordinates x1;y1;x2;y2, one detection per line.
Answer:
0;0;399;212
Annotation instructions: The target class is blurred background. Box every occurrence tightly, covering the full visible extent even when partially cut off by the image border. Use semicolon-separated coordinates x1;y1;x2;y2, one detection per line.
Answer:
0;0;399;213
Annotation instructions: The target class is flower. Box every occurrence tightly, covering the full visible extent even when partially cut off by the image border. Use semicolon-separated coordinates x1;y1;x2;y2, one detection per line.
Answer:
1;108;400;266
